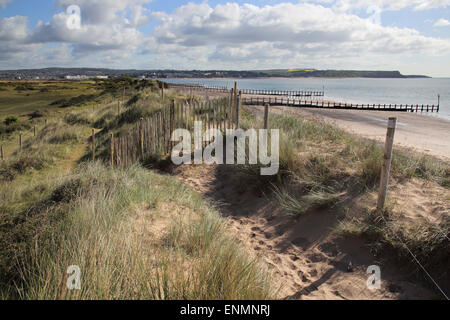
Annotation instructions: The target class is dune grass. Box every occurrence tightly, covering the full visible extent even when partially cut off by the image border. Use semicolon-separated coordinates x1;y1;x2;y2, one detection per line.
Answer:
0;87;275;300
0;162;274;300
0;119;88;182
240;106;449;294
239;107;449;211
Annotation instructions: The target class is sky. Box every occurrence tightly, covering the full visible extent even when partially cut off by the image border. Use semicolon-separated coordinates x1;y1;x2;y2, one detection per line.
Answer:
0;0;449;76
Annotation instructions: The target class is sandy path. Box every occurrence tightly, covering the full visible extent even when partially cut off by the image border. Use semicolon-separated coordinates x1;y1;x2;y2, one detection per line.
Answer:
173;164;436;300
251;105;450;161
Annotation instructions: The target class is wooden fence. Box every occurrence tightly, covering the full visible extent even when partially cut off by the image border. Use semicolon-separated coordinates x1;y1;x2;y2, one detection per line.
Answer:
110;97;234;168
242;97;440;113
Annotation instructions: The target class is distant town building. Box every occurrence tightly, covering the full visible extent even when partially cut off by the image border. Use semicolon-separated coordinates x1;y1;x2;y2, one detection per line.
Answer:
65;75;84;80
65;75;106;80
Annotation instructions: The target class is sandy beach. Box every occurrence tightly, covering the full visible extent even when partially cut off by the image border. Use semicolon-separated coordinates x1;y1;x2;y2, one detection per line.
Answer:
177;86;449;161
254;105;450;162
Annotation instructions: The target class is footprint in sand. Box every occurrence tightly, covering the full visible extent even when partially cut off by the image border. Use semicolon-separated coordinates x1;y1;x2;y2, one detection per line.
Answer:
307;252;325;263
273;257;282;264
264;232;273;239
297;270;310;283
309;269;318;277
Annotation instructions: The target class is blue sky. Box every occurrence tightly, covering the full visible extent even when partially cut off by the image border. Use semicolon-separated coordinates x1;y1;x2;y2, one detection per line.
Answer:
1;0;449;76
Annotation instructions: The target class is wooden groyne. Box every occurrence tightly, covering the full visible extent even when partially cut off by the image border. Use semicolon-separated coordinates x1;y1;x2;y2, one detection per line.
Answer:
167;82;440;113
166;83;324;97
241;89;324;97
167;83;229;93
242;97;440;113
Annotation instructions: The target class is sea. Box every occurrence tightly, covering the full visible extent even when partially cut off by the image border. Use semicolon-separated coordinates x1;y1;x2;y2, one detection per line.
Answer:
163;77;450;121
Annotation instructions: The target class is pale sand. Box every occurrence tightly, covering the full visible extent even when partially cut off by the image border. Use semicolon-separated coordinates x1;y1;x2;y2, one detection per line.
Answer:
173;164;440;300
251;105;450;162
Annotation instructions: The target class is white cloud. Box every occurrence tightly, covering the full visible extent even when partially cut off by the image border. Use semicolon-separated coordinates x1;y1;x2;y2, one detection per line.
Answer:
55;0;152;25
147;2;450;69
25;0;153;58
0;1;450;75
0;16;42;62
0;16;29;41
308;0;450;11
0;0;154;67
434;18;450;27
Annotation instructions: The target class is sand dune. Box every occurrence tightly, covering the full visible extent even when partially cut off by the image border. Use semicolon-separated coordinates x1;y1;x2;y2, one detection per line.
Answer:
173;164;437;300
264;106;450;161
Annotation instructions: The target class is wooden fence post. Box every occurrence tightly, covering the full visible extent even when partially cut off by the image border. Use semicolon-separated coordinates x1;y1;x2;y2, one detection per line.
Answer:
19;134;22;151
264;104;269;129
139;117;144;158
377;117;397;214
117;101;120;117
236;90;242;128
229;89;233;129
233;81;237;124
110;133;114;168
437;94;440;112
91;129;95;161
161;85;165;101
0;145;3;160
33;126;36;137
170;100;175;153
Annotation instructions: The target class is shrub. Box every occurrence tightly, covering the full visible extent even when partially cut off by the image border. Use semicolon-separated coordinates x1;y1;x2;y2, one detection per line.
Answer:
0;155;49;182
50;94;98;108
0;121;31;137
4;116;18;126
28;110;47;119
15;83;34;91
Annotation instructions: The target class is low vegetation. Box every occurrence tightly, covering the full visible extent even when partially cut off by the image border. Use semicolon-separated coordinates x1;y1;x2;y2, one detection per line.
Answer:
1;78;448;299
0;162;273;299
0;80;274;300
239;106;449;294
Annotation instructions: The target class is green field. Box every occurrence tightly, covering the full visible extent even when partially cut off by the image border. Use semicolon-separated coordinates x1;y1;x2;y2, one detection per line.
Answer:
0;80;103;117
0;79;276;300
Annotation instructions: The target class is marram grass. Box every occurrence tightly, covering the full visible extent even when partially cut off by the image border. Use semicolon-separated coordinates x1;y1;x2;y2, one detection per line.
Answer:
3;162;274;300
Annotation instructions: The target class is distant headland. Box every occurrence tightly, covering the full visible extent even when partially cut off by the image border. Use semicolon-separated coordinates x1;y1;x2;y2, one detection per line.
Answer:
0;67;430;80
